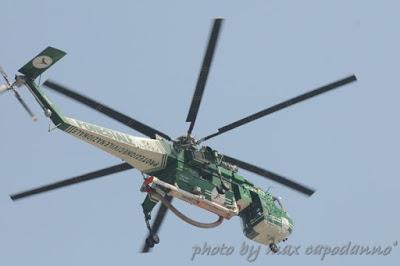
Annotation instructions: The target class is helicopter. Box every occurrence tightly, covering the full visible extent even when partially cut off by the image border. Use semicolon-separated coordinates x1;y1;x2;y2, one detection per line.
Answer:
2;18;357;253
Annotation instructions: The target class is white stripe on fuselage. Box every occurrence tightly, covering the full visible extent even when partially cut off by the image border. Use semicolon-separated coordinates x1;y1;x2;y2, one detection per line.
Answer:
64;117;169;173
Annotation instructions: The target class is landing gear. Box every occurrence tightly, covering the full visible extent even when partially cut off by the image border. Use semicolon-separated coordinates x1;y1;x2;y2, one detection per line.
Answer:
145;233;160;248
144;212;160;248
269;243;279;253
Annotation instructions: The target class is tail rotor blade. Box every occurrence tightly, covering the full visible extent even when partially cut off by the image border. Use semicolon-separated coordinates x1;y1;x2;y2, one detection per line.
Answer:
13;89;37;121
0;84;9;94
0;66;36;120
0;66;12;86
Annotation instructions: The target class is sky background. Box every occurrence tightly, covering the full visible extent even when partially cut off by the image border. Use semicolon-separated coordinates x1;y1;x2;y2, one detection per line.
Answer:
1;0;399;265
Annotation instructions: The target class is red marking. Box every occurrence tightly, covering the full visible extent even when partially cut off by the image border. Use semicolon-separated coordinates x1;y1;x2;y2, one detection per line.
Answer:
143;176;154;186
141;176;155;193
146;187;156;195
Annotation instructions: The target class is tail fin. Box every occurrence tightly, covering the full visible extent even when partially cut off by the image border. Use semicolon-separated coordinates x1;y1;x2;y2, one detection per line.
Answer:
18;47;67;125
18;47;66;80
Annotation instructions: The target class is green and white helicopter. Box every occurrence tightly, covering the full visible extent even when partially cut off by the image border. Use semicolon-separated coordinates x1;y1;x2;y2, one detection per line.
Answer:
1;18;357;253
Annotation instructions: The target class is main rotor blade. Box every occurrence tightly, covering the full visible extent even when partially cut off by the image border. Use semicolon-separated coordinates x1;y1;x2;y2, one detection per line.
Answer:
43;80;171;141
141;195;173;253
222;154;315;196
10;162;133;201
13;89;37;121
201;75;357;142
186;18;223;135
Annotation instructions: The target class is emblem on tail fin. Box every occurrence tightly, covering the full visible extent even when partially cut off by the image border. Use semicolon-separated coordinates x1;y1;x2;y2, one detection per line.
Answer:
32;56;53;69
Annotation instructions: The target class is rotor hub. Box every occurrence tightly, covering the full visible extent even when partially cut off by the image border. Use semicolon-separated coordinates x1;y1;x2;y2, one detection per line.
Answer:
173;135;198;150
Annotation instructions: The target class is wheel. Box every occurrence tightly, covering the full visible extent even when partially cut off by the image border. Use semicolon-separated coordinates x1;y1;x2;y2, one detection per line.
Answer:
145;234;160;248
151;234;160;244
269;243;279;253
145;236;155;248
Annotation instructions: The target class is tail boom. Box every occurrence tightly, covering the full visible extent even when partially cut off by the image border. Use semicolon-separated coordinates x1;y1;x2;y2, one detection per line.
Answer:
62;117;170;173
18;47;171;172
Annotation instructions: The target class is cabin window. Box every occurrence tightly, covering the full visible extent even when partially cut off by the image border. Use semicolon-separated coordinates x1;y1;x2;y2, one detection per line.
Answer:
200;172;213;181
273;196;285;210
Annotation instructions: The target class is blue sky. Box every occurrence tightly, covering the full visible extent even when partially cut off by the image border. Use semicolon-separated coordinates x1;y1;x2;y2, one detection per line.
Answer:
0;1;399;265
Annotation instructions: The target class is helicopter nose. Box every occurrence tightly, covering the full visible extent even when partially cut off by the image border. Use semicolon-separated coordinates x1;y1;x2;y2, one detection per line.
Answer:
282;216;294;236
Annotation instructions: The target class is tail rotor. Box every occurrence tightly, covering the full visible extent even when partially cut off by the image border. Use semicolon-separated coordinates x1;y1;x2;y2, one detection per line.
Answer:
0;66;37;121
0;83;8;94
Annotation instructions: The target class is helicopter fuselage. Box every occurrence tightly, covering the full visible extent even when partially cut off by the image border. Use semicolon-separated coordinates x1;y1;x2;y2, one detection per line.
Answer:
56;115;293;245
